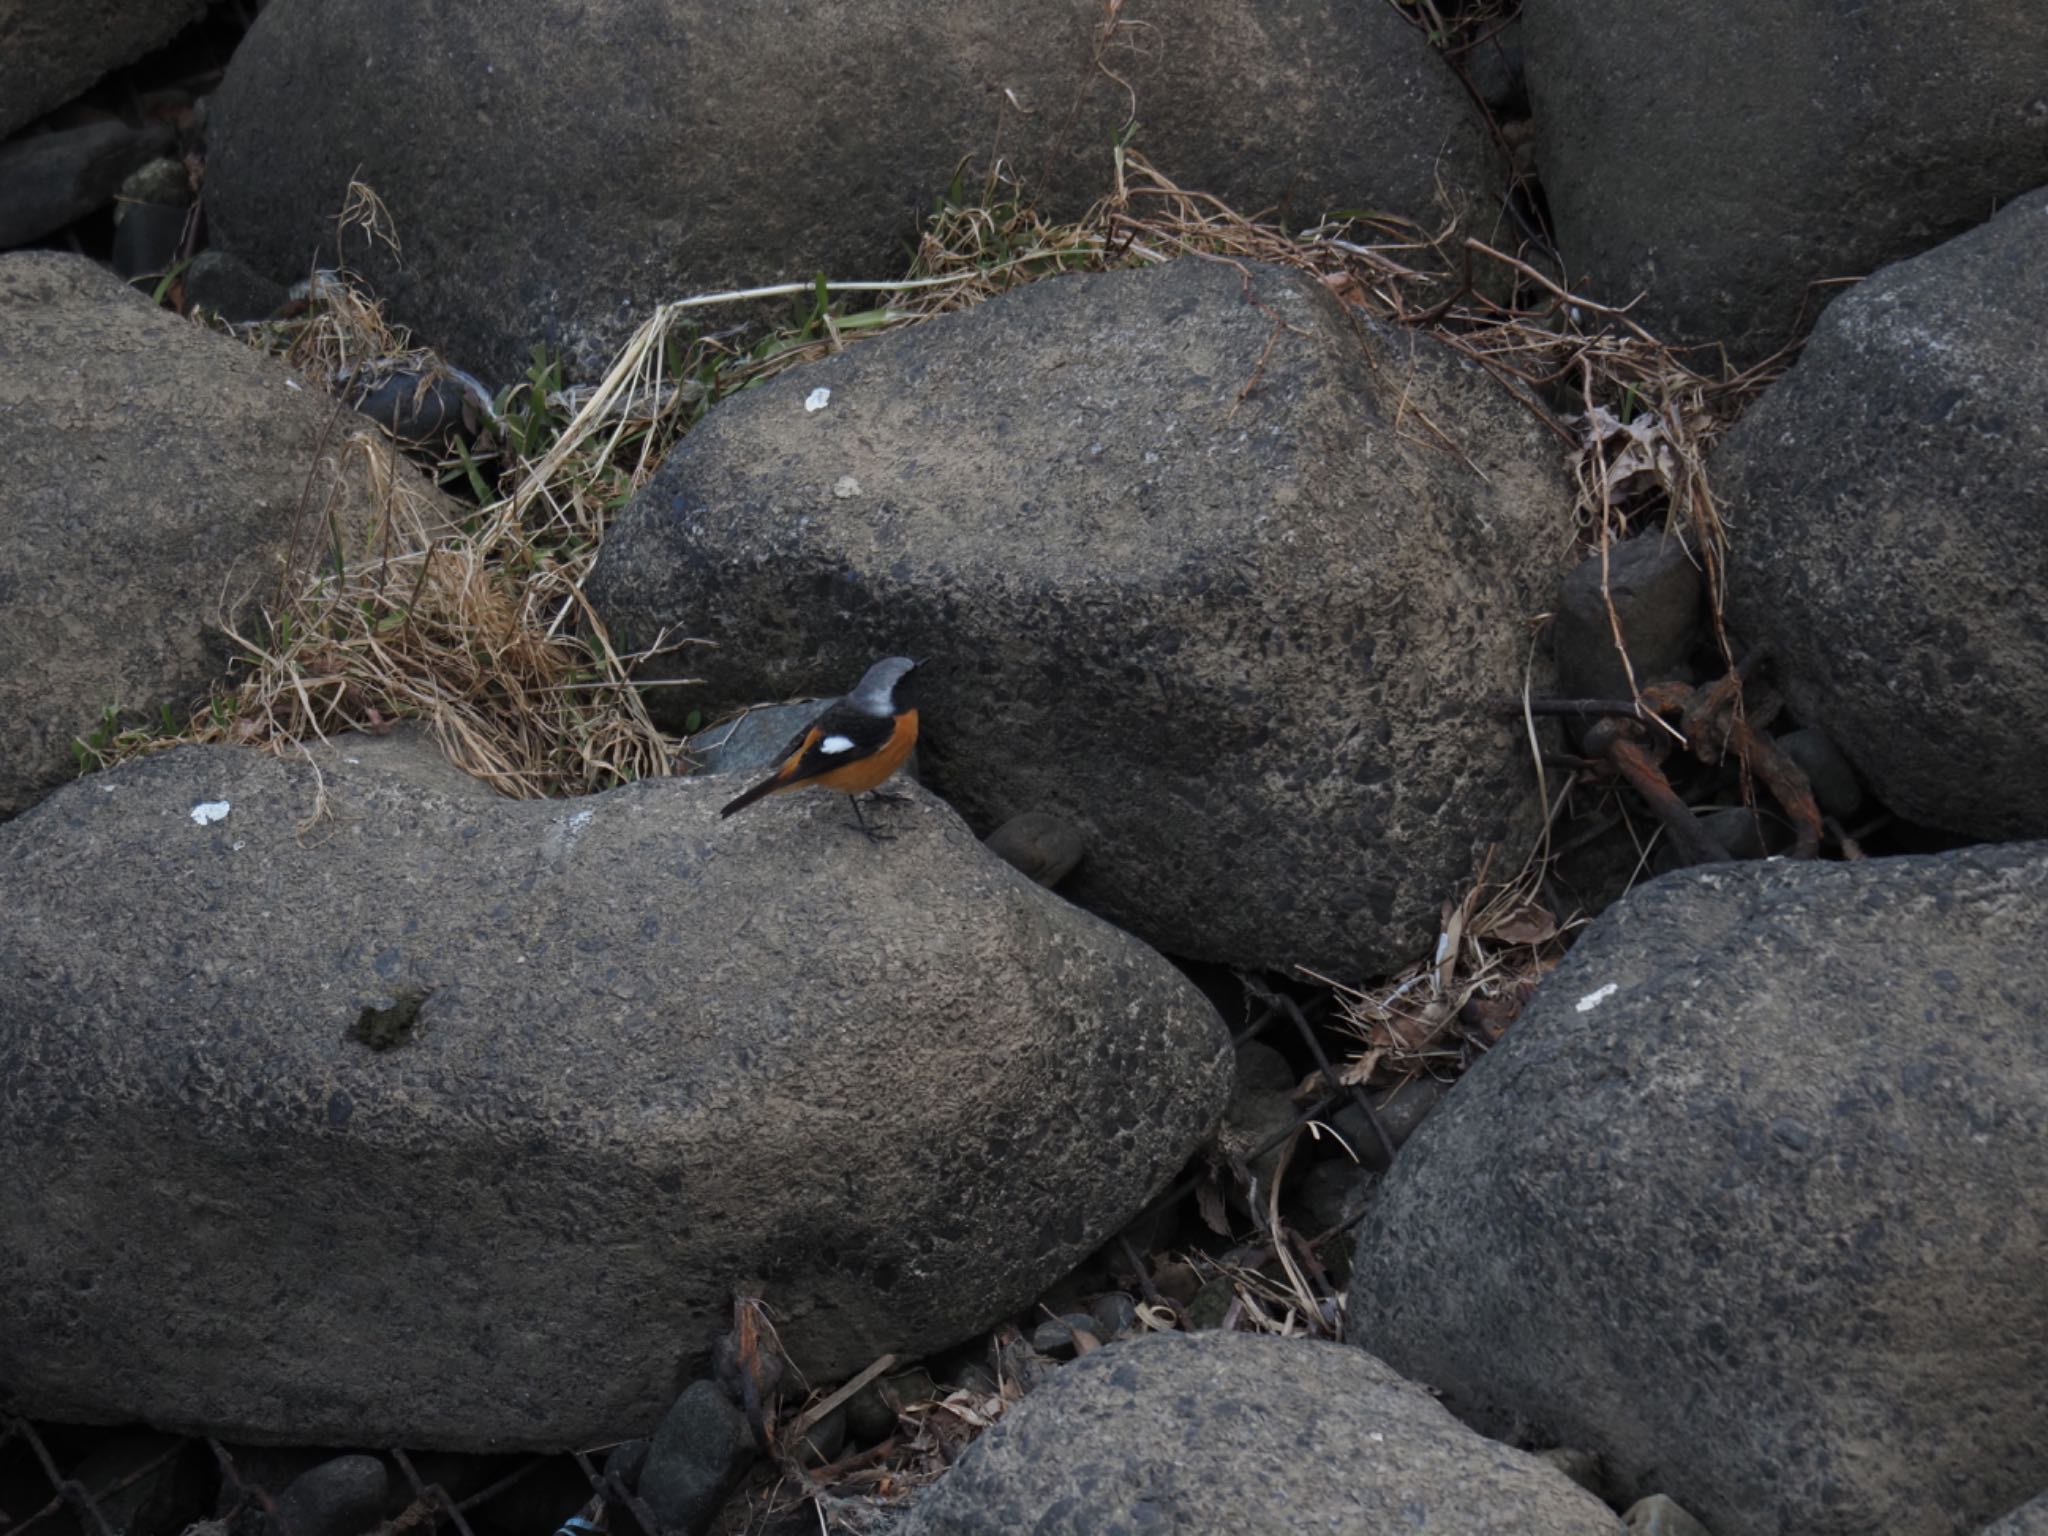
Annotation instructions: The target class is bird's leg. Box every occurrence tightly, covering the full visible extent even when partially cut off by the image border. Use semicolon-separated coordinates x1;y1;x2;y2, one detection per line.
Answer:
864;787;914;806
846;793;894;843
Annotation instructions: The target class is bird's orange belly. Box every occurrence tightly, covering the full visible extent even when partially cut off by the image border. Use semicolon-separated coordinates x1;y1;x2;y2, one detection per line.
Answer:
793;709;918;796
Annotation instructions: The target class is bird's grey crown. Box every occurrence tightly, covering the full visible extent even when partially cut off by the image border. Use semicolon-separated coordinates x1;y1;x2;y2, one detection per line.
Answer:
847;655;918;715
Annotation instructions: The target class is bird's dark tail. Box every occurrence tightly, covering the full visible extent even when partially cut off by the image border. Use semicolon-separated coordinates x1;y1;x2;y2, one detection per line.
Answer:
719;774;781;818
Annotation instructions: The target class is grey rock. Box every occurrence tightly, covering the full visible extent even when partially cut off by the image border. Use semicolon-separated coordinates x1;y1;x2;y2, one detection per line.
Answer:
897;1331;1625;1535
271;1456;389;1536
1980;1491;2048;1535
182;249;288;322
1232;1041;1295;1095
0;732;1231;1448
992;1334;1056;1396
1623;1495;1714;1536
1027;1313;1100;1358
1719;188;2048;840
601;1439;648;1496
1775;727;1863;822
0;0;210;136
1346;844;2048;1536
111;199;187;281
1536;1448;1607;1500
1333;1073;1448;1171
881;1367;941;1411
1219;1084;1298;1199
1553;531;1702;704
0;251;452;821
589;258;1572;975
949;1361;999;1399
1459;20;1527;118
684;700;828;778
1292;1157;1374;1235
0;119;175;246
1691;805;1773;863
1186;1276;1235;1331
206;0;1496;382
792;1403;846;1468
1087;1292;1138;1339
844;1382;896;1446
345;368;476;451
638;1382;753;1536
1524;2;2048;360
981;812;1083;890
116;156;192;211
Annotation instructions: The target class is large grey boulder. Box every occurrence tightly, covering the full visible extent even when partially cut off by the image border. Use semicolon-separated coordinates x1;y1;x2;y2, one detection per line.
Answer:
587;258;1573;977
1717;188;2048;841
0;252;449;821
0;119;177;247
1524;2;2048;359
205;0;1498;381
1980;1493;2048;1536
1345;845;2048;1536
898;1331;1624;1535
0;731;1231;1450
0;0;209;136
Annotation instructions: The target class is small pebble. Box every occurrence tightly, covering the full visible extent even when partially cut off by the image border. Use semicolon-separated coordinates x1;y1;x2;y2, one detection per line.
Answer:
1028;1312;1102;1357
793;1404;846;1468
1187;1276;1235;1330
638;1381;754;1536
1777;727;1864;820
1232;1040;1295;1094
601;1439;648;1495
1622;1493;1715;1536
270;1454;389;1536
843;1382;896;1446
1089;1291;1139;1339
882;1367;940;1408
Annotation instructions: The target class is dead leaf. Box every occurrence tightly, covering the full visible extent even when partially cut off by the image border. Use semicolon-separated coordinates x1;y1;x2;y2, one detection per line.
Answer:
1195;1179;1231;1237
1070;1328;1102;1356
1483;901;1558;946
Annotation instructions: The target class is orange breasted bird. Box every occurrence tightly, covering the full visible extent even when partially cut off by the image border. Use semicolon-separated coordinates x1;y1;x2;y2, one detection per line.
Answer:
718;656;922;840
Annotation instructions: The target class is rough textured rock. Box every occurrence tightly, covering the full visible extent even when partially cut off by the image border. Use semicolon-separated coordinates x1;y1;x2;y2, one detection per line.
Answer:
588;258;1573;976
1346;845;2048;1536
0;252;449;822
205;0;1497;381
0;0;209;136
0;119;175;246
270;1456;390;1536
1717;188;2048;840
1524;2;2048;358
899;1331;1624;1535
638;1383;753;1536
1981;1493;2048;1535
1552;531;1702;703
0;731;1230;1449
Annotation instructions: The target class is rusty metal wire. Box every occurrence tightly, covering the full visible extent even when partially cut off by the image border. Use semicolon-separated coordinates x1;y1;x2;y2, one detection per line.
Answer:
0;1416;661;1536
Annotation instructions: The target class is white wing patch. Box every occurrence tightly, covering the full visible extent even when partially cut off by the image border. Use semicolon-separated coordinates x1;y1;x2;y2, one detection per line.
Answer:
820;734;857;755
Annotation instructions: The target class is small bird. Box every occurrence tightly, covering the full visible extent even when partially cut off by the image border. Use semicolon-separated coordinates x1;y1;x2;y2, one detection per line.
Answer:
718;657;922;840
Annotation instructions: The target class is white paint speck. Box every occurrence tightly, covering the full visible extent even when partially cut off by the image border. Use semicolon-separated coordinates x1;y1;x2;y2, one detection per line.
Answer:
804;387;832;413
820;734;856;754
284;378;302;391
832;475;861;499
1575;982;1619;1013
190;801;231;825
